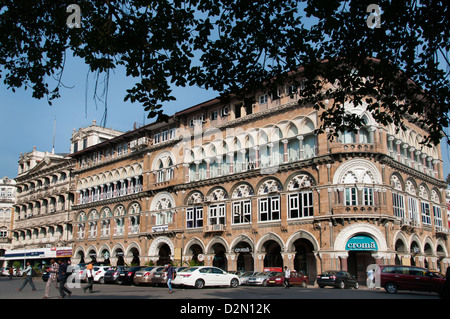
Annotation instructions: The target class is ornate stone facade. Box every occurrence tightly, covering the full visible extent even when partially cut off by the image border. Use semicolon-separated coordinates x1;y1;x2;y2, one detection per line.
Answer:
69;83;449;283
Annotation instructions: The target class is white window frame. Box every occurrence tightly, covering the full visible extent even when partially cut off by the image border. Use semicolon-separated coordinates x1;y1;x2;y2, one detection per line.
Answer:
421;202;431;225
363;187;374;206
258;94;268;105
393;193;405;219
232;199;252;224
186;206;203;229
407;196;419;223
258;196;280;222
288;191;313;219
433;205;443;229
345;187;357;206
208;203;226;225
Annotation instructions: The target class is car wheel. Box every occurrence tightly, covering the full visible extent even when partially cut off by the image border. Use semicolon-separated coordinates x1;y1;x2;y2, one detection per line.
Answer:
99;277;105;284
385;283;398;294
195;279;205;289
230;278;239;288
354;282;359;289
318;285;324;288
263;280;268;287
337;281;345;289
301;281;307;288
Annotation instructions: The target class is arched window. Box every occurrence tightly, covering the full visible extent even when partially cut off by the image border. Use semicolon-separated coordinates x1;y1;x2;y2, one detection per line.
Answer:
405;180;419;224
431;189;443;230
128;203;141;234
232;184;254;225
100;207;111;237
114;205;126;235
287;174;314;219
419;185;431;225
88;210;98;238
207;188;228;226
258;179;282;222
186;192;204;229
77;212;86;239
151;194;175;227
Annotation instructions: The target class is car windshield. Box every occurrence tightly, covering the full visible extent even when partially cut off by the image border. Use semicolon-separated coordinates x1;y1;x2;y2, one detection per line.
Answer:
254;272;266;276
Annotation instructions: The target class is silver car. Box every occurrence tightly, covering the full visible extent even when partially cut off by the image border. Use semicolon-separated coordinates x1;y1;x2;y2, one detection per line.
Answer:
247;272;281;286
239;271;258;285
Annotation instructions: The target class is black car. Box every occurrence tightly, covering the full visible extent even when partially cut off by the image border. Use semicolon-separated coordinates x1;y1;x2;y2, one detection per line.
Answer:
317;270;359;289
117;266;146;285
104;266;129;284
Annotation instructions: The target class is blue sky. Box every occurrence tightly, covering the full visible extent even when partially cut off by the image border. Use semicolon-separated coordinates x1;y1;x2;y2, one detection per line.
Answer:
1;54;449;183
0;54;218;178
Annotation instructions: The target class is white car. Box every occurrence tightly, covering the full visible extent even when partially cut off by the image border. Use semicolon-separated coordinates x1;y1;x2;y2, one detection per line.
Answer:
172;266;240;289
93;266;111;284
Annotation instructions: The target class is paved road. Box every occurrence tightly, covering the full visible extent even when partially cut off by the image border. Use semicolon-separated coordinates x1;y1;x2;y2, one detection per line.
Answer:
0;276;441;300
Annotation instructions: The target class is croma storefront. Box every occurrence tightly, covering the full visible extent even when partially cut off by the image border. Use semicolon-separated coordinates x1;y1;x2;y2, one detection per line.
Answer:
334;224;392;284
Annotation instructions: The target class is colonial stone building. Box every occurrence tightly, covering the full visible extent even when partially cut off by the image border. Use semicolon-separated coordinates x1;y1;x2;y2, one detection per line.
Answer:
6;122;124;267
0;177;15;265
69;77;449;284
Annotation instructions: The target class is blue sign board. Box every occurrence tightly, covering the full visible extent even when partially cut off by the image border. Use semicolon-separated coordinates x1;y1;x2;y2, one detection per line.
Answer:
346;235;378;251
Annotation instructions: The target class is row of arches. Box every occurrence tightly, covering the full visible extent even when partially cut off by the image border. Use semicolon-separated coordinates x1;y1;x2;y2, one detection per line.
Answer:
77;163;143;190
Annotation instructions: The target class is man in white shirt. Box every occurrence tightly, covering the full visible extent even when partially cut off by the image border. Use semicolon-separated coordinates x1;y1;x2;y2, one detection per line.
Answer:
17;262;37;292
284;266;291;289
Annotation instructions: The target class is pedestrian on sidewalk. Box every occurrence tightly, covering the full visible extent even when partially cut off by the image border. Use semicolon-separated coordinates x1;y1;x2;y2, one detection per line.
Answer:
17;262;36;292
165;264;176;294
83;261;94;293
284;266;291;289
8;267;13;280
43;259;59;299
58;260;72;298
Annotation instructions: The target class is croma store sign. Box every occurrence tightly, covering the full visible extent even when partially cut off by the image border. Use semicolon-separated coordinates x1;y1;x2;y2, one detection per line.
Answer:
346;235;378;251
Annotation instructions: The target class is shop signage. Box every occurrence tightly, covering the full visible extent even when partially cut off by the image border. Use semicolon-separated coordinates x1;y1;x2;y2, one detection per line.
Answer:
346;235;378;251
152;225;169;232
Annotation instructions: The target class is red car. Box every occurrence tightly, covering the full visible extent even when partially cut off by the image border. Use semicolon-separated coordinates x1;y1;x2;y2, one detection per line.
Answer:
267;270;309;287
379;265;445;294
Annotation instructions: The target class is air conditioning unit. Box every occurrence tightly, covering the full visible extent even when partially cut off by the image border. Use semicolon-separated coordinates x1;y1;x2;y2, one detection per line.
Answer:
129;140;138;149
137;137;149;146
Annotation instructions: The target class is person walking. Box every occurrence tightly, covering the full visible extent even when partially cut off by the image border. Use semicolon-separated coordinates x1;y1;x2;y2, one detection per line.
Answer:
8;267;14;280
283;266;291;289
83;261;94;293
43;259;59;299
57;260;72;298
17;262;36;292
165;264;176;294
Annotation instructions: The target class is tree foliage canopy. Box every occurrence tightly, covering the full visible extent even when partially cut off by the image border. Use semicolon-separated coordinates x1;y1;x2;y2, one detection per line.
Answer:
0;0;448;146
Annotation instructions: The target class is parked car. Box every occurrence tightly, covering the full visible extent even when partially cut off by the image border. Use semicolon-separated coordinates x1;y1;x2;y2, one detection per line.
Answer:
134;266;165;285
267;270;309;287
239;271;258;285
247;271;281;286
92;266;111;284
104;266;129;284
317;270;359;289
379;265;446;294
151;266;188;286
172;266;240;289
118;266;147;285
